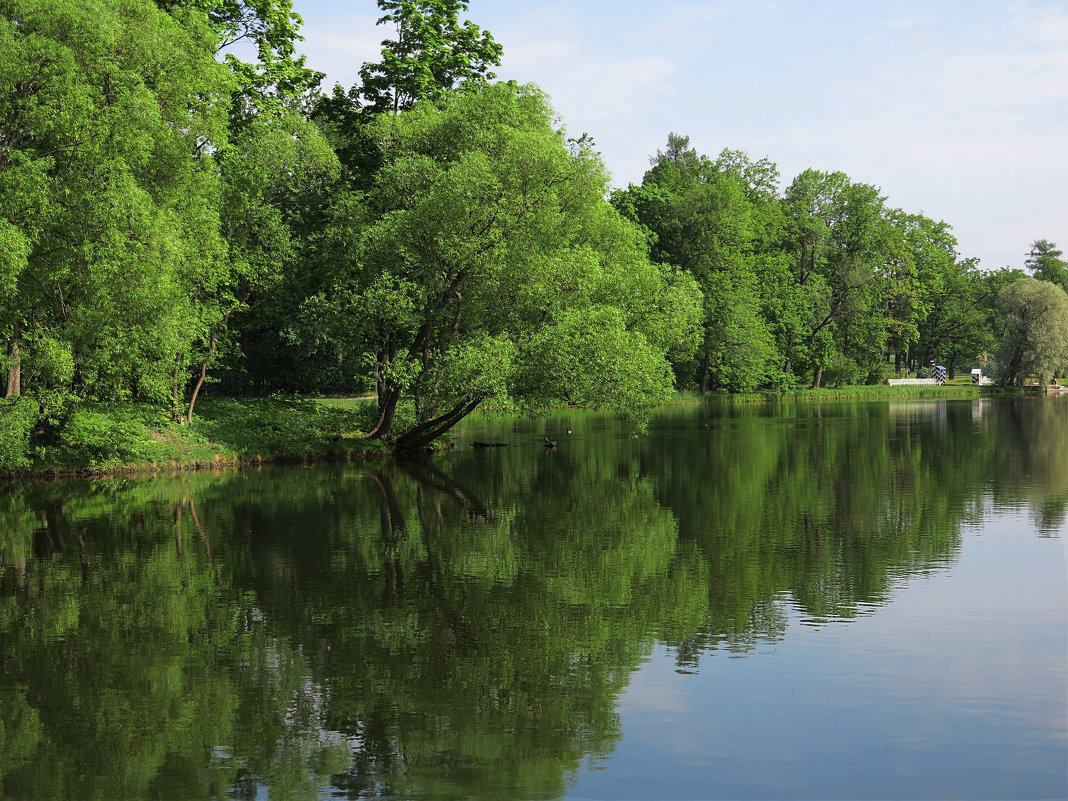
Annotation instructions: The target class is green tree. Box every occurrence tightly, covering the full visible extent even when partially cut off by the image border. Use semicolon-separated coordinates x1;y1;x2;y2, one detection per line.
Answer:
994;277;1068;385
182;110;339;418
315;84;700;453
155;0;323;116
0;0;231;420
780;170;894;386
149;0;336;417
881;211;994;377
0;0;341;436
912;255;994;377
1025;239;1068;291
714;147;781;203
613;135;777;393
357;0;503;115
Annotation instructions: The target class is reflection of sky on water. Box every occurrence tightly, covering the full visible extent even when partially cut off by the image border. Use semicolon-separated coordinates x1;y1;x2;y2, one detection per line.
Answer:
569;510;1068;801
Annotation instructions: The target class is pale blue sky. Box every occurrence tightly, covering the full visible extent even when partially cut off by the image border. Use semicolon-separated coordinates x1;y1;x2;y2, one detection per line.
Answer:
289;1;1068;271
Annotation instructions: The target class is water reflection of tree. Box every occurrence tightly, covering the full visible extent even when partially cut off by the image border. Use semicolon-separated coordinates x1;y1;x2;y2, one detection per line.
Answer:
1;398;1066;798
235;456;704;799
0;477;246;800
0;459;699;799
985;398;1068;534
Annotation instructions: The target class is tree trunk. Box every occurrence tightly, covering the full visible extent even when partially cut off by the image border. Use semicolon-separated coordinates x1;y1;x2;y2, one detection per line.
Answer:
698;347;711;395
393;395;483;455
5;329;20;398
185;328;217;425
812;366;823;389
374;358;382;406
368;343;401;440
367;386;401;440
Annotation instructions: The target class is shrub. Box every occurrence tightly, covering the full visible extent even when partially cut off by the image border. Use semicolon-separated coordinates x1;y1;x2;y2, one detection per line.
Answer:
60;406;147;466
0;397;39;472
822;355;861;388
864;362;896;385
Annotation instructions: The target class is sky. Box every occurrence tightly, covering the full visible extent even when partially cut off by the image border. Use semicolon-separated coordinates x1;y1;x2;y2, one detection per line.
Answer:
287;0;1068;271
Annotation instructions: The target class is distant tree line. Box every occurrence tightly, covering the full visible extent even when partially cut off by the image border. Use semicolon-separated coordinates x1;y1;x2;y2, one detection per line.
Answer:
2;0;1067;453
613;137;1068;392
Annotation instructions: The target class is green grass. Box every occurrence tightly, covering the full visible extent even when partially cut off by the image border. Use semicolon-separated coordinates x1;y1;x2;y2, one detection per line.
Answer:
667;389;704;404
312;395;378;412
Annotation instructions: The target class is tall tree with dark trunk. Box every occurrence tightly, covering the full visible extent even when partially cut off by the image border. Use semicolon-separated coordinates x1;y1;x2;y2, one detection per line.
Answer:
358;0;503;115
1025;239;1068;291
313;85;700;453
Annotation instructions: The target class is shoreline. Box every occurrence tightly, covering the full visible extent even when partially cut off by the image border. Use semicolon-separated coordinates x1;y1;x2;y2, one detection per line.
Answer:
0;386;1027;483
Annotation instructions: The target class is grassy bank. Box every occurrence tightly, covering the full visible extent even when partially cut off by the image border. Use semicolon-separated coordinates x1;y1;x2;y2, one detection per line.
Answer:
0;396;386;479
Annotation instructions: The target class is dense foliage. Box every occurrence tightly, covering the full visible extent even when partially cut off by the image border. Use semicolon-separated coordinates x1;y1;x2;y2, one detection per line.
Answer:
612;134;1066;391
2;0;1066;464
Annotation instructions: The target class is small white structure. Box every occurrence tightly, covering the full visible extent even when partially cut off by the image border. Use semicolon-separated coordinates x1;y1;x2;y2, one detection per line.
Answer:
971;368;994;386
887;362;948;386
886;378;940;386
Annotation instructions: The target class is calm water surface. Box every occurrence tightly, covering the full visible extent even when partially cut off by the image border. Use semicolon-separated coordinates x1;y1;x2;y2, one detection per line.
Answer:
0;398;1065;800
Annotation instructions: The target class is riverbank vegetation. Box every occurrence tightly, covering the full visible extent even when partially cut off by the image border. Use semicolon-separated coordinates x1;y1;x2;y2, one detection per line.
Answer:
0;396;386;476
3;0;1068;469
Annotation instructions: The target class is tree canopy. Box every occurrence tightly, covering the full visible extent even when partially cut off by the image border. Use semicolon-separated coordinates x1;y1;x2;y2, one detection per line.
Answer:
357;0;502;114
1025;239;1067;292
0;0;231;418
994;277;1068;386
310;84;700;451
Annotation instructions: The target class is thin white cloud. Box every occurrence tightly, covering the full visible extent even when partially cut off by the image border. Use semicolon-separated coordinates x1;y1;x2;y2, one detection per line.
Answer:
881;14;938;29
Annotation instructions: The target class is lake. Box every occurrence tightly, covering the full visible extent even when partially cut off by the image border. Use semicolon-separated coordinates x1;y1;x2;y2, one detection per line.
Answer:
0;397;1065;800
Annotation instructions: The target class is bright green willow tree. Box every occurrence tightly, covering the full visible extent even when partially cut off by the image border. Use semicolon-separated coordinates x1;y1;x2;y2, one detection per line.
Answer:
994;277;1068;385
0;0;334;433
0;0;230;418
314;84;700;452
